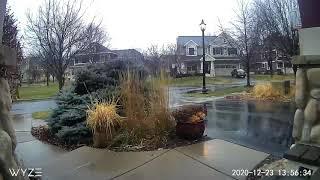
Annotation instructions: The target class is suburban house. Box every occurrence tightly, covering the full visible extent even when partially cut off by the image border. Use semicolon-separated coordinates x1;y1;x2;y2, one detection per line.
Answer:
67;43;144;79
21;56;47;83
254;49;293;75
174;33;241;76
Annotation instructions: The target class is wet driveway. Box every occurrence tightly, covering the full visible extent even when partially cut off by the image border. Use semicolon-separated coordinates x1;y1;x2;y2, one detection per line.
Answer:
11;99;56;114
203;99;295;156
11;100;56;132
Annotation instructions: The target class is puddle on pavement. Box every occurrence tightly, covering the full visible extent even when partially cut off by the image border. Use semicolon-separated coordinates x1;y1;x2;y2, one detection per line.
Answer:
10;114;32;132
203;99;295;156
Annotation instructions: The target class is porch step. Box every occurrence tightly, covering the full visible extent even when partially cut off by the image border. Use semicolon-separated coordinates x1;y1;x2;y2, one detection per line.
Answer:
284;144;320;166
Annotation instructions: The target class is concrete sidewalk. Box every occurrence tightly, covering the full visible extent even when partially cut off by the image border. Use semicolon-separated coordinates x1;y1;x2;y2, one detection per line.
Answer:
16;139;268;180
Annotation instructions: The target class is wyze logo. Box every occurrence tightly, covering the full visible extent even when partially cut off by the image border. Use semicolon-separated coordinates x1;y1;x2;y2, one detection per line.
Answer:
9;168;42;177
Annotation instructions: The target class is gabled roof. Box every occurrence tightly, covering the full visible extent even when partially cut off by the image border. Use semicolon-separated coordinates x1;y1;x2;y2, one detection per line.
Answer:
184;40;199;47
211;32;238;47
77;42;116;55
177;33;238;48
177;36;217;47
112;49;145;66
112;49;143;59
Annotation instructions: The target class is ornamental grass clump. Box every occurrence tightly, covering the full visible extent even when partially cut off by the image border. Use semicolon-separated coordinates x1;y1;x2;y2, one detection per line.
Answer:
116;70;174;149
252;83;282;100
87;101;122;148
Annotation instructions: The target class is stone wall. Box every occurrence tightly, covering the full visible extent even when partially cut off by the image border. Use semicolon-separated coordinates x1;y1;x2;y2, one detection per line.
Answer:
293;56;320;145
0;49;24;180
0;1;25;179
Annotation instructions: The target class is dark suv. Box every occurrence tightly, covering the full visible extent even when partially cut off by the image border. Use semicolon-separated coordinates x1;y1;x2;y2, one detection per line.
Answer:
231;69;246;78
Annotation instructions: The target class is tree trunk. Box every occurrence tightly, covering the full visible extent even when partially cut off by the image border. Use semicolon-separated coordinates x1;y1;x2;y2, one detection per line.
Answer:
52;75;55;83
268;60;273;78
293;64;298;80
57;75;64;90
246;60;251;87
46;71;49;86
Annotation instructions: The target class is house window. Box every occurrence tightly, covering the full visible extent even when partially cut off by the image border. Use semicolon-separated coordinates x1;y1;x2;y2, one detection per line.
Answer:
187;65;197;72
215;47;223;55
277;62;283;69
228;48;237;55
188;48;195;55
266;62;270;70
212;48;216;55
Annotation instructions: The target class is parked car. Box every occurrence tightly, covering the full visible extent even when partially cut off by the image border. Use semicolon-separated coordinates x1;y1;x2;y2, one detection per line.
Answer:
231;69;246;78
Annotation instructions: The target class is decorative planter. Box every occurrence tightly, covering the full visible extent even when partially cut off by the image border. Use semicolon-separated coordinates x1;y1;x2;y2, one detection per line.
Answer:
176;121;205;139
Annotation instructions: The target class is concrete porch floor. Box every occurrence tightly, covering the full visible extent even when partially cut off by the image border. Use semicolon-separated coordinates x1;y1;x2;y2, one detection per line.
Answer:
16;138;269;180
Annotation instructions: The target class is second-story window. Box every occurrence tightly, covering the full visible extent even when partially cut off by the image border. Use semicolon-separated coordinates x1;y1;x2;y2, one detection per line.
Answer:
228;48;237;55
188;48;195;55
215;47;223;55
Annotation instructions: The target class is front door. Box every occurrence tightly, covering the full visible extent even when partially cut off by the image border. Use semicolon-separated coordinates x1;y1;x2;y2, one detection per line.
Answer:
204;61;210;74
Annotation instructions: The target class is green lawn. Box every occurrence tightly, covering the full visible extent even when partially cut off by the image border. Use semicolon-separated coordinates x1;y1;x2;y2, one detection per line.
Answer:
18;83;59;100
185;86;250;98
32;110;52;120
170;76;233;87
252;74;295;81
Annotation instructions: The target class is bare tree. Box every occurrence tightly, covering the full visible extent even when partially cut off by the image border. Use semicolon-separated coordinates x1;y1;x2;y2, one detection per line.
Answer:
144;43;182;76
26;0;109;90
254;0;300;74
220;0;263;86
160;43;182;76
143;44;162;75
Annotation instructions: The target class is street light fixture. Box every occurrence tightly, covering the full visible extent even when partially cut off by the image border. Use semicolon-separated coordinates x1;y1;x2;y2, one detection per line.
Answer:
200;19;208;93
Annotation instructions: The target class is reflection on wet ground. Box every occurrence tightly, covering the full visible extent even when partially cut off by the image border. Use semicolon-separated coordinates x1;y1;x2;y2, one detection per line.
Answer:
12;99;56;114
169;85;238;107
203;99;296;156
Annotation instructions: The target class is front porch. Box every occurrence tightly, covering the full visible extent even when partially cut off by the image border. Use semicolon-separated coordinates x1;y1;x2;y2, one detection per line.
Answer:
200;54;216;77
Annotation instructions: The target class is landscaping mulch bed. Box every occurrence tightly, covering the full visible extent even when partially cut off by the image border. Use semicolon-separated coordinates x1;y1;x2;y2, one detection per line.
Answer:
109;135;211;152
31;126;86;151
31;126;211;152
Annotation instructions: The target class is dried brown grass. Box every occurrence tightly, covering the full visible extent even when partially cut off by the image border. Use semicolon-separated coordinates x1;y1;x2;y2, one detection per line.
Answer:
250;83;295;101
118;70;174;147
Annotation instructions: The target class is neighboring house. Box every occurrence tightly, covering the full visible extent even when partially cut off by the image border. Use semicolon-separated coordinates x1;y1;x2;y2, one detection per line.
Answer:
254;49;293;75
21;56;46;83
174;33;241;76
67;43;144;79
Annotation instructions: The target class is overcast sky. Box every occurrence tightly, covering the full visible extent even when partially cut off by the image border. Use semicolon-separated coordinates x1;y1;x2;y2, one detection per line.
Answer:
7;0;237;51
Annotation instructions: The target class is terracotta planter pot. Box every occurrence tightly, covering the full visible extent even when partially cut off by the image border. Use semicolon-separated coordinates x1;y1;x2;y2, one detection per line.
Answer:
176;121;205;139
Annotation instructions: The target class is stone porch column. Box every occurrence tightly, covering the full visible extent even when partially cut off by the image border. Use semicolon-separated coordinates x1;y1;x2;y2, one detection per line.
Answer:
293;56;320;144
292;0;320;146
0;0;24;179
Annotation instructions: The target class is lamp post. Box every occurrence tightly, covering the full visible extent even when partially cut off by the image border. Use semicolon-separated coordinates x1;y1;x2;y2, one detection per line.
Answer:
200;19;208;93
